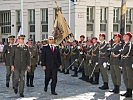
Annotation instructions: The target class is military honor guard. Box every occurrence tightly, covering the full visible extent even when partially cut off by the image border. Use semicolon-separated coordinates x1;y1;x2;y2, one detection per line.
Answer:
98;33;110;90
10;35;30;97
41;36;61;95
121;32;133;98
109;33;122;94
26;38;38;87
90;37;100;85
3;35;15;88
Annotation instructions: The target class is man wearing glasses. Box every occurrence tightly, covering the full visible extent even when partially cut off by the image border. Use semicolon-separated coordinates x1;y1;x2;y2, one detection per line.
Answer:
41;36;61;95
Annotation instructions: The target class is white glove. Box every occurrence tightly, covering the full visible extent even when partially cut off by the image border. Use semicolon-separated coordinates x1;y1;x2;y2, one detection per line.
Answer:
96;62;98;65
75;59;78;62
132;64;133;69
103;62;107;68
77;46;80;49
89;60;92;64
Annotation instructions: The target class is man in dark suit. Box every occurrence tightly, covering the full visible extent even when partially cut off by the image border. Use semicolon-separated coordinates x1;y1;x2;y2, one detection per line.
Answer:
41;36;61;95
10;35;30;97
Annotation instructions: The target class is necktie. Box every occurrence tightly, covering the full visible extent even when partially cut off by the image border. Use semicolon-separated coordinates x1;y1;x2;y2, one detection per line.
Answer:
51;45;54;53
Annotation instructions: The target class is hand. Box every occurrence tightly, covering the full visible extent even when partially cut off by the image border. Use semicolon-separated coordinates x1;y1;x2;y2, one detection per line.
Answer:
132;64;133;69
103;62;107;68
11;66;15;72
59;65;63;70
89;60;92;64
3;63;5;66
42;66;46;71
96;62;98;65
75;59;78;62
27;66;31;71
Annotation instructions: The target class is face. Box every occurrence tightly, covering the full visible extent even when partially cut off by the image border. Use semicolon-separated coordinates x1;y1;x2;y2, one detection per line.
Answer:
87;42;92;46
48;37;54;44
123;35;130;42
28;41;32;45
99;36;104;41
114;36;120;43
92;39;97;44
80;37;85;41
19;38;24;44
9;38;14;44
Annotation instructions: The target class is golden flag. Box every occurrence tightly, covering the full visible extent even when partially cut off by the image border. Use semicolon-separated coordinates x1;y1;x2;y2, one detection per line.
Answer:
53;5;74;47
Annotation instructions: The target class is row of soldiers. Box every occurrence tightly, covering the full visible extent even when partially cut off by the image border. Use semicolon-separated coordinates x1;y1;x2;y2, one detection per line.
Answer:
3;35;38;97
60;33;133;98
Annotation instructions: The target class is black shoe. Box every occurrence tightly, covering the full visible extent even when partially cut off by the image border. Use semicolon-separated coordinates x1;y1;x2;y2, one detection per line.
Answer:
125;89;132;98
14;88;18;94
20;93;24;97
121;92;127;96
27;83;30;87
51;92;58;95
30;84;34;87
99;83;109;90
114;85;120;94
71;74;78;77
44;87;47;92
6;83;9;88
91;81;99;85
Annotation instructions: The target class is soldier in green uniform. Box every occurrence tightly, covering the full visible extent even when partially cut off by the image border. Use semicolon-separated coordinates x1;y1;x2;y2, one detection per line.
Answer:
121;32;133;98
26;38;38;87
71;40;79;77
83;40;93;82
98;33;110;90
3;35;15;88
64;41;71;74
10;35;30;97
109;33;122;94
91;37;100;85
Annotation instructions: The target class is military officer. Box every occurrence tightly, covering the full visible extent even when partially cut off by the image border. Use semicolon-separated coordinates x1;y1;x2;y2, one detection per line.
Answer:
121;32;133;98
98;33;110;90
26;38;38;87
10;35;30;97
3;35;15;88
91;37;100;85
109;33;122;94
64;41;71;74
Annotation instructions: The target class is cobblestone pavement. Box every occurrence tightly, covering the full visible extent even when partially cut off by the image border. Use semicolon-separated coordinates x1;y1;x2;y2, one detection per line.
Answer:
0;64;132;100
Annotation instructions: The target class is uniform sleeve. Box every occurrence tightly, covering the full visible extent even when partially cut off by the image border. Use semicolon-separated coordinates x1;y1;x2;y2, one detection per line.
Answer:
26;47;30;66
41;46;46;66
3;45;7;63
10;46;15;66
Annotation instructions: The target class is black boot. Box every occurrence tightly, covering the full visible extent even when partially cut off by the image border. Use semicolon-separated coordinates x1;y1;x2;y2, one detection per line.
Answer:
64;70;69;74
114;85;120;94
30;75;34;87
99;82;109;90
89;77;94;83
125;89;132;98
79;69;86;80
91;72;99;85
71;68;78;77
6;82;9;88
26;72;30;87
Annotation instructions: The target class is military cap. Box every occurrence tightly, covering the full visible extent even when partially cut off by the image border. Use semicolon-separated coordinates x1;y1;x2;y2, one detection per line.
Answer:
92;37;98;40
114;33;122;39
18;34;26;39
99;33;106;38
80;35;85;38
28;38;33;41
8;35;15;39
124;32;132;39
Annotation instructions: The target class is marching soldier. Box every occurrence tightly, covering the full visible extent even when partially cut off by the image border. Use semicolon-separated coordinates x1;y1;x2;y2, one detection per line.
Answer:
10;35;30;97
91;37;100;85
64;41;71;74
98;33;110;90
109;33;122;94
83;40;93;82
121;32;133;98
3;35;15;88
71;40;79;77
26;38;38;87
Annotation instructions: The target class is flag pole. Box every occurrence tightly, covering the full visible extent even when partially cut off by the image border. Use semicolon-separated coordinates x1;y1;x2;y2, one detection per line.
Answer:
21;0;24;35
69;0;71;27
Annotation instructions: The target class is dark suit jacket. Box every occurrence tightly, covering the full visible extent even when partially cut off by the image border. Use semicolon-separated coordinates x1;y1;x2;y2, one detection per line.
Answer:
41;44;61;70
10;44;30;71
